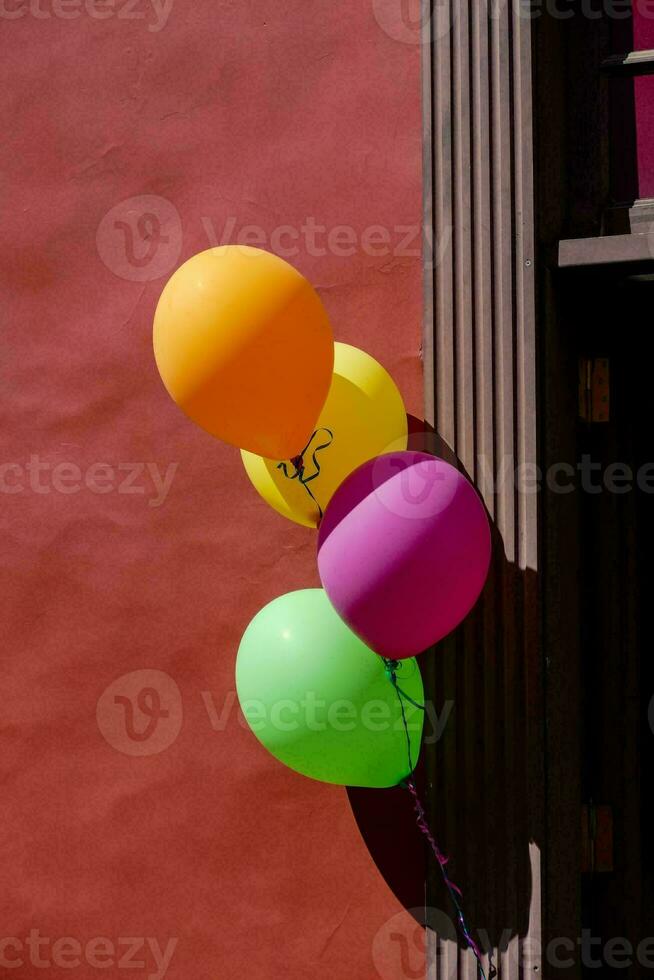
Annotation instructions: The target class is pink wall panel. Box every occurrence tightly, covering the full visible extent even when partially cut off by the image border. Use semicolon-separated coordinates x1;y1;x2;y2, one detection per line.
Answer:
632;3;654;50
635;75;654;198
0;3;424;978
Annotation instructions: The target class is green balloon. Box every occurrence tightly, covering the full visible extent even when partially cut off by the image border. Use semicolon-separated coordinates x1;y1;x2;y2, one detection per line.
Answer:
236;589;424;788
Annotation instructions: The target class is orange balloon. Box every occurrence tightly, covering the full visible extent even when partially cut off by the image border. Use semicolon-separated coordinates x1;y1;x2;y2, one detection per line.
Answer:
153;247;334;459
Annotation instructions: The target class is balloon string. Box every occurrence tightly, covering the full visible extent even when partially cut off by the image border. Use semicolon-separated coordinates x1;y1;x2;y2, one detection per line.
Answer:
383;658;496;980
276;428;334;522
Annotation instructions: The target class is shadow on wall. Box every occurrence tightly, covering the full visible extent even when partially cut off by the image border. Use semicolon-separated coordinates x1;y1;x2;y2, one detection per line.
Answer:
346;417;538;966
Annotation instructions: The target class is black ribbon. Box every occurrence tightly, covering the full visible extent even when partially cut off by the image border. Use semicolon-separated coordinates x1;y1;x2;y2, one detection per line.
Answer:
276;428;334;522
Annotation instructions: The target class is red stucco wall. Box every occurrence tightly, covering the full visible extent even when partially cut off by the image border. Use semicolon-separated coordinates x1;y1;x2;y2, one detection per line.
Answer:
0;3;424;978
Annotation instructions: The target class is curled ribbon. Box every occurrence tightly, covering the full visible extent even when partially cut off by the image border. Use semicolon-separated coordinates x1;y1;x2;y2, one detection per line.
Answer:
276;428;334;522
383;658;496;980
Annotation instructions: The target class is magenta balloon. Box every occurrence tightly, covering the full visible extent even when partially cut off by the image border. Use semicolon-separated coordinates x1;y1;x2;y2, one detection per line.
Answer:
317;452;491;659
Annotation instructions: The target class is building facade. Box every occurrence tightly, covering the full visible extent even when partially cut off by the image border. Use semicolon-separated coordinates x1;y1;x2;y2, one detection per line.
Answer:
419;1;653;975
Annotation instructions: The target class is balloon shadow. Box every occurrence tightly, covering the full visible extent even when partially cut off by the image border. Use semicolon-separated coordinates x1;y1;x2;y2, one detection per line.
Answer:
346;416;538;957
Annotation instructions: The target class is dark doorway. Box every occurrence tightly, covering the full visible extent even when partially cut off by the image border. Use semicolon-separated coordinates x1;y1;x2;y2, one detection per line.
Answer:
547;266;654;976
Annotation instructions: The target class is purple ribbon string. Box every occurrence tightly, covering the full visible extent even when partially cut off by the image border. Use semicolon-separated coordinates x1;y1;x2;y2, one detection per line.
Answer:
383;659;496;980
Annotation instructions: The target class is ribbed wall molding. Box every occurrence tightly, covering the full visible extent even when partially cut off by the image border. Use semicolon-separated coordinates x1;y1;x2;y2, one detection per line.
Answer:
422;1;542;977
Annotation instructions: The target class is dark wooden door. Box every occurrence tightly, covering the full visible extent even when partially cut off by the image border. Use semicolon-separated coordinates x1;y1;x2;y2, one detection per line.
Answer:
576;276;654;976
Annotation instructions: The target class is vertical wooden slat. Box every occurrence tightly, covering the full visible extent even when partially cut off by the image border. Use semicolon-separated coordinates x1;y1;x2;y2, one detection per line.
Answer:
452;0;474;472
513;0;538;577
471;1;494;512
422;2;542;977
431;0;455;450
422;0;435;430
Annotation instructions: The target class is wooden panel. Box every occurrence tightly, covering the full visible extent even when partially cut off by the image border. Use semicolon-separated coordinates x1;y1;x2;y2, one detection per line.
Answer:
422;1;542;977
559;233;654;268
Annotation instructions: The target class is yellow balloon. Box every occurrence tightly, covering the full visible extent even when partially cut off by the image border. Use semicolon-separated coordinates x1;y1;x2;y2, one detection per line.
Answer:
241;343;408;527
153;247;334;459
